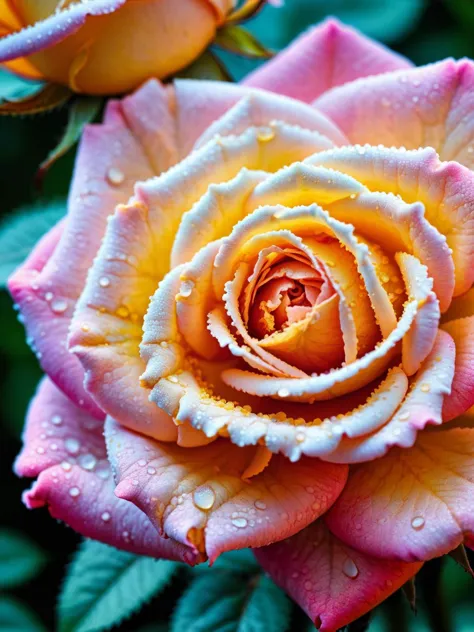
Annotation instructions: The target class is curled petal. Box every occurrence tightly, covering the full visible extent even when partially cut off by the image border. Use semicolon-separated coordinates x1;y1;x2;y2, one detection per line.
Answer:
442;316;474;421
255;520;421;632
16;378;195;563
308;145;474;299
324;330;455;463
106;418;348;562
326;428;474;561
221;298;429;401
316;59;474;170
244;18;412;103
397;252;440;376
0;0;126;62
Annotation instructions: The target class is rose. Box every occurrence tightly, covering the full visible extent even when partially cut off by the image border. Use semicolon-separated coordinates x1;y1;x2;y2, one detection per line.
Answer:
10;20;474;631
0;0;233;94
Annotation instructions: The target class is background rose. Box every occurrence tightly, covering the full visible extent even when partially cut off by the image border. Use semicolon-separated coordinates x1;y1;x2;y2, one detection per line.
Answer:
0;0;234;93
6;19;474;631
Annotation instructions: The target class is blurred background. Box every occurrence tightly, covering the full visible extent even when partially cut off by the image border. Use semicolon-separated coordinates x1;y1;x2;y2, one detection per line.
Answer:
1;0;473;630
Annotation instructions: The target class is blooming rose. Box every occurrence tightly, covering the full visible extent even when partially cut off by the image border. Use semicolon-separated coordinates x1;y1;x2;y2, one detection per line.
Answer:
0;0;233;94
9;20;474;631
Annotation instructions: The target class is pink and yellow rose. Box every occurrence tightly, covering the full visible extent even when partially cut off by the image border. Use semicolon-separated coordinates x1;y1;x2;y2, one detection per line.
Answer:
0;0;234;94
9;20;474;631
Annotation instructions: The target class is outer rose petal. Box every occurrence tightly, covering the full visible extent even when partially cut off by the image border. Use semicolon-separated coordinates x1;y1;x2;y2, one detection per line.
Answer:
105;418;348;562
244;19;412;103
441;317;474;421
9;82;176;417
326;429;474;561
316;59;474;170
255;521;421;632
0;0;126;62
16;378;196;563
442;287;474;322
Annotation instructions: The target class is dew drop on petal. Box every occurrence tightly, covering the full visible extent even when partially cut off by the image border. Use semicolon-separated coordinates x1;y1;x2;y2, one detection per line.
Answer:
65;438;80;455
193;485;215;510
147;466;156;475
101;511;111;522
51;414;62;425
61;461;72;471
231;517;248;528
99;276;110;288
78;453;97;471
51;298;68;314
107;167;125;185
254;500;267;510
342;558;359;579
69;487;81;498
277;388;289;398
411;516;425;530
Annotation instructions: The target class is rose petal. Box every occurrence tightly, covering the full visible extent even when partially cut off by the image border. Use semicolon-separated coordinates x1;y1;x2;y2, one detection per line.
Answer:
255;520;421;632
441;287;474;323
0;0;126;62
106;417;348;562
9;92;164;416
308;145;474;299
16;377;195;563
316;59;474;170
324;330;455;463
243;18;412;103
326;428;474;561
441;316;474;421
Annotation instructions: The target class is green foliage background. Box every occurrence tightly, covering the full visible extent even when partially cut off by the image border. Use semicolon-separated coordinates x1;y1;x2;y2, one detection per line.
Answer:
1;1;473;630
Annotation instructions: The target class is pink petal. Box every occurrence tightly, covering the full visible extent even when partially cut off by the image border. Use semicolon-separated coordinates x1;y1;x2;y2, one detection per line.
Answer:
0;0;126;62
8;82;176;416
308;145;474;299
244;18;412;103
16;378;195;563
326;428;474;561
106;418;348;562
442;316;474;421
316;59;474;170
255;520;421;632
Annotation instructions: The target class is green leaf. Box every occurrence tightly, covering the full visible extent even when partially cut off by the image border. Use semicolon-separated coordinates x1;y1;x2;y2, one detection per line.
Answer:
172;572;291;632
177;49;232;81
0;81;72;116
215;25;272;58
58;540;178;632
241;575;292;632
0;529;47;589
192;549;260;575
0;69;44;103
0;596;47;632
37;96;102;183
225;0;266;25
0;199;66;286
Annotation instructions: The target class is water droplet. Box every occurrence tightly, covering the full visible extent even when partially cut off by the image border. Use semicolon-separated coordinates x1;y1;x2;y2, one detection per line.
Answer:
147;466;156;475
342;558;359;579
69;487;80;498
232;517;248;528
193;485;216;510
99;276;110;288
95;463;110;479
61;461;72;471
254;500;267;510
167;375;179;384
107;167;125;185
257;127;275;142
51;298;68;314
51;414;62;425
78;453;97;471
420;383;430;393
277;388;289;398
36;447;45;454
101;511;111;522
411;516;425;530
44;291;54;301
65;438;80;455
